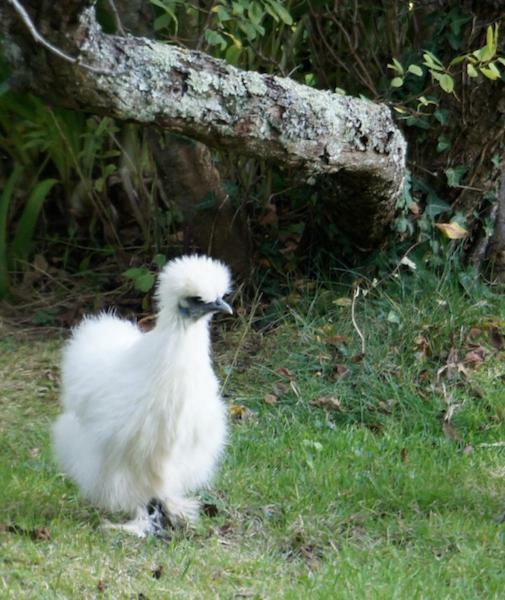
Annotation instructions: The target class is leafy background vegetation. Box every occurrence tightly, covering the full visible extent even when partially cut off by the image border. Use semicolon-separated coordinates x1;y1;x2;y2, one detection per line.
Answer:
1;1;504;320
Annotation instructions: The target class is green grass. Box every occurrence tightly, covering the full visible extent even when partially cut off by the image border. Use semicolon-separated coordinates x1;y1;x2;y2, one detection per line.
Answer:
1;274;504;598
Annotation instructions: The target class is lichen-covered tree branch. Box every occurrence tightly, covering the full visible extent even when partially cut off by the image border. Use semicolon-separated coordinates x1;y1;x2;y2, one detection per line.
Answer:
2;0;406;246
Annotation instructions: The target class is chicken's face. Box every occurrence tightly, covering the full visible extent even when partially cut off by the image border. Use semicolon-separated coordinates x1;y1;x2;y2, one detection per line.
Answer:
156;255;232;323
178;294;232;320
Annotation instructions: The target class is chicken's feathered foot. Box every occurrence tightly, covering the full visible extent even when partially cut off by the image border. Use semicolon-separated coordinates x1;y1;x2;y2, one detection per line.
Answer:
101;499;170;539
102;496;200;538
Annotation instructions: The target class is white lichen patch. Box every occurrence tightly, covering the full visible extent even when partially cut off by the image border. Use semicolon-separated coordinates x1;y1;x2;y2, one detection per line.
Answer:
219;73;247;98
146;42;184;71
243;72;267;96
188;71;215;95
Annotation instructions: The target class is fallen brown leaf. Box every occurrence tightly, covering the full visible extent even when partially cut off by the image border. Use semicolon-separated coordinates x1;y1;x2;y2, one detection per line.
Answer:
264;393;278;405
469;327;482;340
275;367;294;380
400;448;409;462
309;396;342;411
97;580;107;593
443;420;463;441
437;347;467;380
325;335;348;346
464;346;486;368
414;335;430;358
273;382;290;397
333;364;350;379
490;327;504;350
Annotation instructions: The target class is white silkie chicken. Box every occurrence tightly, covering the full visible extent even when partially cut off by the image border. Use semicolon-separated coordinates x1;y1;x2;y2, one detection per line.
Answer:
52;255;232;537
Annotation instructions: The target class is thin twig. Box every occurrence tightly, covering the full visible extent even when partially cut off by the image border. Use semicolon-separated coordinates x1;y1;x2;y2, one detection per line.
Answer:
351;284;365;356
7;0;115;75
477;442;505;448
106;0;126;36
220;286;262;395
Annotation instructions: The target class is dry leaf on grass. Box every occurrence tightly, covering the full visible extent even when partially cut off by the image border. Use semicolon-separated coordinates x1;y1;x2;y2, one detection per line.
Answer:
414;335;430;358
273;382;290;397
309;396;342;411
464;346;487;367
333;364;350;379
275;367;294;380
229;404;254;422
442;419;463;442
97;580;107;593
325;335;348;346
264;393;278;405
490;327;504;350
469;327;482;339
437;347;468;380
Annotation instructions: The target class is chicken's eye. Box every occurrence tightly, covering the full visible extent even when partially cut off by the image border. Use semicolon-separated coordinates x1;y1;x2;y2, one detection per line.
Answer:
187;296;204;304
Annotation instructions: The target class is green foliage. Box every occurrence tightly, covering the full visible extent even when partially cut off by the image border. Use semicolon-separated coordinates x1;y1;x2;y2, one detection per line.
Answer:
10;179;58;266
150;0;298;72
388;24;504;97
1;2;504;292
0;167;23;297
0;166;56;297
123;267;157;293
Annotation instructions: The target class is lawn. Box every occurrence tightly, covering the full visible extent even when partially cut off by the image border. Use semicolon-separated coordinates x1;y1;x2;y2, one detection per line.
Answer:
1;273;504;599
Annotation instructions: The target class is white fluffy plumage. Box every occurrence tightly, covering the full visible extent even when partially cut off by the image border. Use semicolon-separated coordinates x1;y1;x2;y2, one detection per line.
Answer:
52;255;232;535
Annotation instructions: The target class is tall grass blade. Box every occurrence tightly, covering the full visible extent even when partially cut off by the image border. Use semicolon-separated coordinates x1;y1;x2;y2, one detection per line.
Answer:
0;166;23;298
10;178;58;267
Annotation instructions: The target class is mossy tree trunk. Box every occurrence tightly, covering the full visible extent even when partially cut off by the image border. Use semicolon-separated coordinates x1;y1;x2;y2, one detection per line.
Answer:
2;0;406;252
112;0;252;277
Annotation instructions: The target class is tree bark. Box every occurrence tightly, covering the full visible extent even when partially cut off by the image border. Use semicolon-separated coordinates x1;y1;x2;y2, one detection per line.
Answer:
2;0;406;245
111;0;252;276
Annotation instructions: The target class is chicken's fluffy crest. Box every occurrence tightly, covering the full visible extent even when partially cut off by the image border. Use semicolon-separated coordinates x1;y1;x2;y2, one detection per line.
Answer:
156;254;231;313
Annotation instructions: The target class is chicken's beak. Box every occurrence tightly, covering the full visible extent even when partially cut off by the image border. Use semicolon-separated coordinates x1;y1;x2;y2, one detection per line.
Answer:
206;298;233;315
